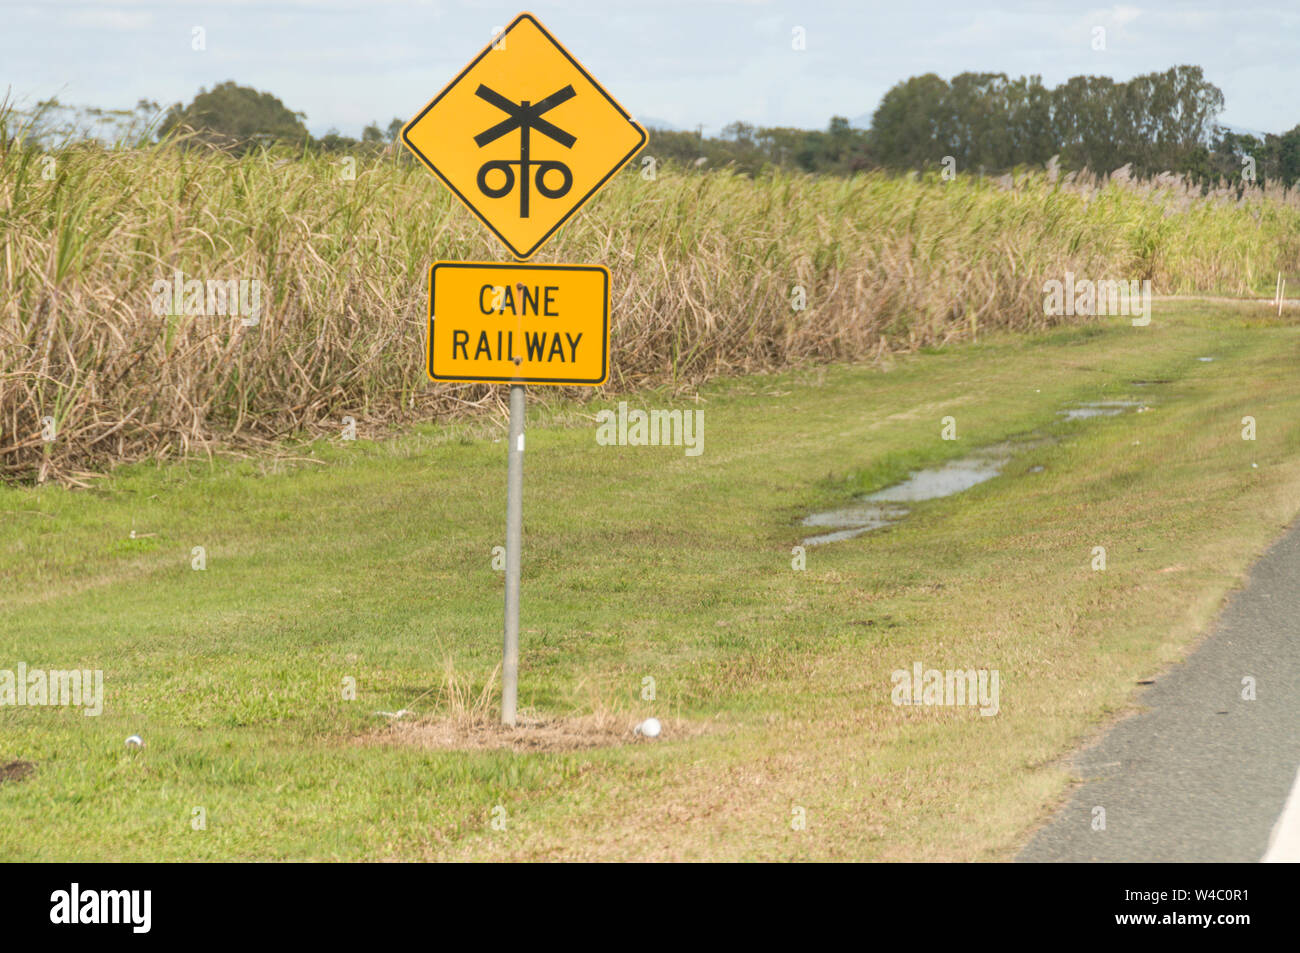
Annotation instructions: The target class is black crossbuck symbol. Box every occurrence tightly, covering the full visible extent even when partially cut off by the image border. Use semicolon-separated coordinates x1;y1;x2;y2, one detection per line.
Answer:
473;84;577;218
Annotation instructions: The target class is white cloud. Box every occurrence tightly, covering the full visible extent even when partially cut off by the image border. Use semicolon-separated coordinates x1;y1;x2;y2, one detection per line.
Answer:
63;8;154;31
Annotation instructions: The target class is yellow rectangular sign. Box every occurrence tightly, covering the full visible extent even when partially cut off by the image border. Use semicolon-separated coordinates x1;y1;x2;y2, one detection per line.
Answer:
427;261;609;386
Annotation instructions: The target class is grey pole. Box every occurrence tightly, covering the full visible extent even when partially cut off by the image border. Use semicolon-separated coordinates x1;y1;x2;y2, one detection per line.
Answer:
502;381;524;726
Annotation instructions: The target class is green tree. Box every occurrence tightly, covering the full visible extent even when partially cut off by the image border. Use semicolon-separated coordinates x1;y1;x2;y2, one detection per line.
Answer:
159;81;310;151
869;73;950;171
1277;126;1300;185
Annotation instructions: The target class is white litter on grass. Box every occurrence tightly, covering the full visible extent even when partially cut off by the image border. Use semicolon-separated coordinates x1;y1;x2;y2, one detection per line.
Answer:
125;735;144;749
1198;357;1215;362
374;709;410;719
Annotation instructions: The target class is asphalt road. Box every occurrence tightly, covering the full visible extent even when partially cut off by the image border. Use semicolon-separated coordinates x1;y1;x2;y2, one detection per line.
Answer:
1020;521;1300;862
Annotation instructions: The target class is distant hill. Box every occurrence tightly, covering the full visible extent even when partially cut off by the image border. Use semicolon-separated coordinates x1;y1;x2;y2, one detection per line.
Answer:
1217;122;1274;140
639;116;681;132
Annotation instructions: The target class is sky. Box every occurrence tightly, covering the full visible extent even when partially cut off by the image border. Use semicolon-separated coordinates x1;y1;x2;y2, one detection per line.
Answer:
2;0;1297;138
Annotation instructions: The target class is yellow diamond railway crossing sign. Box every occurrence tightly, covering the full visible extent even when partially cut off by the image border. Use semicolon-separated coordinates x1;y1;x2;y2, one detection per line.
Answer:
401;12;647;261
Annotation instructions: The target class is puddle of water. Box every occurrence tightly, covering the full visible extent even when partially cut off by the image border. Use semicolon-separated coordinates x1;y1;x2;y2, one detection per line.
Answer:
800;396;1148;545
801;504;908;545
1059;407;1121;420
801;393;1150;545
1057;400;1143;421
866;448;1011;502
802;501;909;529
801;445;1019;546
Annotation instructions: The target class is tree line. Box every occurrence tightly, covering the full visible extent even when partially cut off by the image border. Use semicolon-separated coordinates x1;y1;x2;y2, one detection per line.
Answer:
17;69;1300;187
13;83;402;156
654;65;1300;187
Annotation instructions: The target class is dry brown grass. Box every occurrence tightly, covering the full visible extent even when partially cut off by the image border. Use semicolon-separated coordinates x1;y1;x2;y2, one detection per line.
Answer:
4;110;1299;482
357;657;695;752
0;760;35;783
377;713;664;753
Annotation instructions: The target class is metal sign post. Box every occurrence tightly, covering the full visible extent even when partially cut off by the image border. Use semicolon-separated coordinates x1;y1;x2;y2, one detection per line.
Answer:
399;11;646;728
502;380;524;726
422;260;609;727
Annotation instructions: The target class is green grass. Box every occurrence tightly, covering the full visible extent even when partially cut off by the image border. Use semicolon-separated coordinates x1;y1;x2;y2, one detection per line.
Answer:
2;302;1299;860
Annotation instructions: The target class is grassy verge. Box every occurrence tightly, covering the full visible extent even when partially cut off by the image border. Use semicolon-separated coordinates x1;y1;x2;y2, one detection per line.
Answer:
1;301;1298;860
